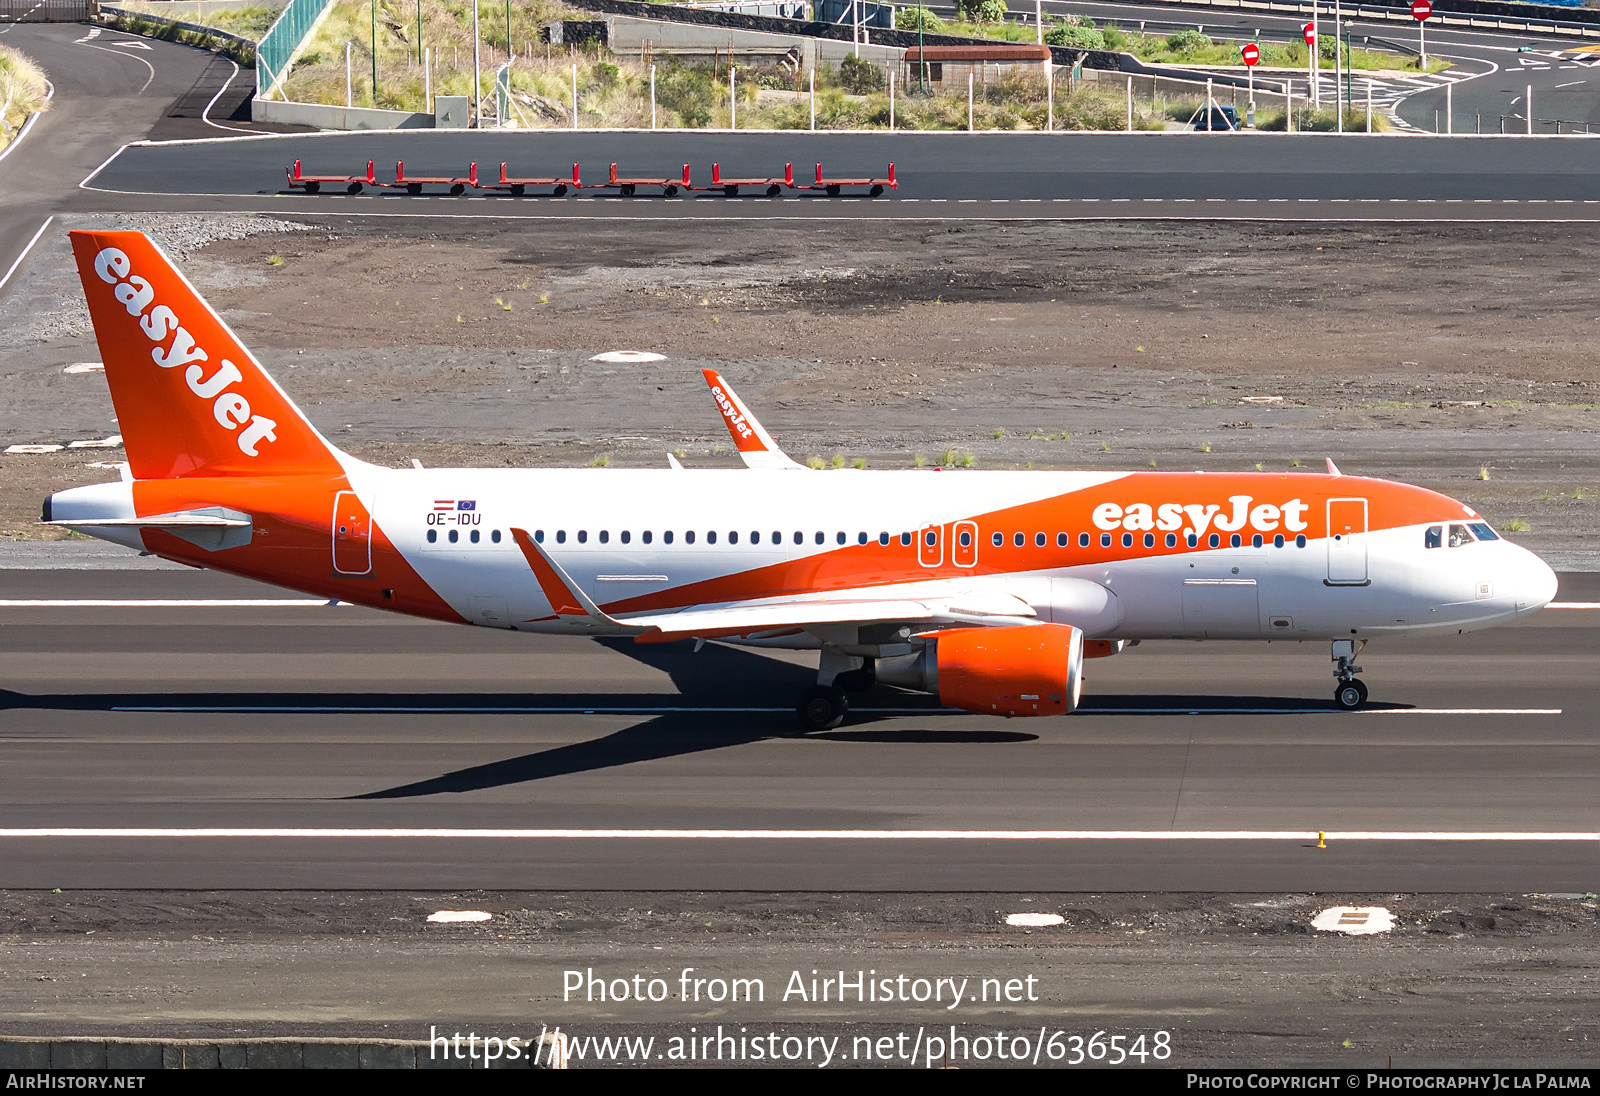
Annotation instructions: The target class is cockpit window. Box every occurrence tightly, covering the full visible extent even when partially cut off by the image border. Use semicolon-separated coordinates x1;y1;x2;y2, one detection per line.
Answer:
1425;526;1442;549
1468;522;1500;542
1448;524;1475;548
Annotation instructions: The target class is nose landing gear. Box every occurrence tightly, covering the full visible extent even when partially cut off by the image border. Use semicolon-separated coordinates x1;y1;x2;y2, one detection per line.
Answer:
1332;639;1368;710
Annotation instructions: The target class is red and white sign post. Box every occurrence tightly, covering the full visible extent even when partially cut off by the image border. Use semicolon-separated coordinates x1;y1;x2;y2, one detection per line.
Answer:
1412;0;1432;69
1241;42;1259;123
1303;20;1318;105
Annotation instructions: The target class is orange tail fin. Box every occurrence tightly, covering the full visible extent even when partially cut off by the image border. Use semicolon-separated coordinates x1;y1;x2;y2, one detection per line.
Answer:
69;230;344;480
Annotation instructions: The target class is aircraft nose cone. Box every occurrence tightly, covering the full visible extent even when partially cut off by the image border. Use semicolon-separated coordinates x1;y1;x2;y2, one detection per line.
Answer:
1515;549;1559;615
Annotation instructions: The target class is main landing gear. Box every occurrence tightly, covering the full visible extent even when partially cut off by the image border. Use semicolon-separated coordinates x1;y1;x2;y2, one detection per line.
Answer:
1332;639;1369;711
798;685;849;731
796;653;877;731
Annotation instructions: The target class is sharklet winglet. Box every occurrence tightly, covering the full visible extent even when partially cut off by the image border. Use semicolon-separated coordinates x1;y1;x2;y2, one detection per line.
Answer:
509;527;648;633
700;369;806;470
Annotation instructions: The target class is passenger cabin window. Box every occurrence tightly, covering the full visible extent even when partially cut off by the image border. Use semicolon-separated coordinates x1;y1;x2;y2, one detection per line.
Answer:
992;532;1004;547
685;531;695;544
427;529;437;543
1122;533;1133;548
1425;525;1443;549
836;532;846;545
641;531;650;544
491;529;502;544
902;532;913;546
1166;533;1177;548
857;532;868;545
1251;534;1263;548
620;531;631;544
599;530;609;544
729;531;738;545
1079;533;1090;548
879;533;890;546
1469;522;1499;541
1273;534;1285;548
1100;533;1112;548
663;531;673;544
470;529;480;543
577;530;587;544
708;531;718;544
1034;532;1046;547
1144;533;1155;548
814;532;824;545
448;529;459;543
960;530;973;547
1448;524;1474;548
1013;533;1025;547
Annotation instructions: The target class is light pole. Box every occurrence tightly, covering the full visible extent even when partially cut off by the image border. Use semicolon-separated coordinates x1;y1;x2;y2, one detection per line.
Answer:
471;0;481;127
1334;0;1342;131
370;0;378;104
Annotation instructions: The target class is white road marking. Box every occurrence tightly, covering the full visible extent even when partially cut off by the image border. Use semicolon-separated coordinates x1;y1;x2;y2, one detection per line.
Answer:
0;828;1591;841
101;704;1560;716
0;216;53;296
0;599;336;607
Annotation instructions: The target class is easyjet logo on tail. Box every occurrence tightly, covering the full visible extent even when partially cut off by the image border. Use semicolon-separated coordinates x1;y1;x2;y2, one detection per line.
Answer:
92;247;278;458
709;384;756;443
1094;496;1311;538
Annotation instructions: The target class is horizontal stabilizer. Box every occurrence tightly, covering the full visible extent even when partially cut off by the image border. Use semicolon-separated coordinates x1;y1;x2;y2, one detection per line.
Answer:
43;506;254;552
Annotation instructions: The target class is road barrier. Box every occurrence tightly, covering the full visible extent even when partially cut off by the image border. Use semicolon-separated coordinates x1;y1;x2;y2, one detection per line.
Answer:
285;159;897;197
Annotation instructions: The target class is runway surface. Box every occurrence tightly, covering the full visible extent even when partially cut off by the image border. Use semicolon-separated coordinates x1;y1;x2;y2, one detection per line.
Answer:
0;566;1594;892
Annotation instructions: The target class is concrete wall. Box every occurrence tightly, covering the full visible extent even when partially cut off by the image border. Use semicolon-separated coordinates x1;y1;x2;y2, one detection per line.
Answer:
117;0;286;12
253;97;434;130
608;13;903;69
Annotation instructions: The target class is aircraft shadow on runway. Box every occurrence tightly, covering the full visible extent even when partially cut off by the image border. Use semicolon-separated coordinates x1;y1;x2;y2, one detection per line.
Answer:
0;639;1383;796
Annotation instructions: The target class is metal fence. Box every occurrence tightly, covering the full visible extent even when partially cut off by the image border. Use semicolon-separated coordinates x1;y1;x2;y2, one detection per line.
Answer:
0;0;92;21
256;0;332;99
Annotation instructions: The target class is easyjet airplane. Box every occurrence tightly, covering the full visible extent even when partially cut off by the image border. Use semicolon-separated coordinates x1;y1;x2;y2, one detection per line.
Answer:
43;231;1557;728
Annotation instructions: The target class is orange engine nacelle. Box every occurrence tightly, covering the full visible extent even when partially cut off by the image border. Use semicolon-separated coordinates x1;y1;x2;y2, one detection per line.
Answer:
934;623;1084;717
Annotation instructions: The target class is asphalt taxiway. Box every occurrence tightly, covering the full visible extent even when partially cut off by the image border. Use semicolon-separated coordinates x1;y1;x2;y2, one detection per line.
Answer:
0;566;1593;893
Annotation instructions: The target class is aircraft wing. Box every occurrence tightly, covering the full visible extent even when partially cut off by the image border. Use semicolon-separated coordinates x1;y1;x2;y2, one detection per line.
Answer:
701;369;806;470
510;527;1038;641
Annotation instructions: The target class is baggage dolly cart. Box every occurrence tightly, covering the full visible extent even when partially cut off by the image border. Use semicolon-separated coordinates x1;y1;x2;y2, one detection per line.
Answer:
286;159;376;194
798;161;897;197
391;160;480;195
594;162;685;197
706;163;785;197
478;162;579;196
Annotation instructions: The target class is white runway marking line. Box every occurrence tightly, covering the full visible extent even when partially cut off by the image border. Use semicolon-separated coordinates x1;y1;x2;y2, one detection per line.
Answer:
104;704;1560;716
0;829;1593;841
0;599;338;607
1548;602;1600;608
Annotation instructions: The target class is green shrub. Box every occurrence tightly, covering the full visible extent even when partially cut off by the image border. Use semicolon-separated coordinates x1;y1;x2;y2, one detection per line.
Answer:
592;60;619;86
1164;29;1212;56
1100;23;1127;50
895;5;943;31
1045;25;1105;49
838;52;885;93
957;0;1008;25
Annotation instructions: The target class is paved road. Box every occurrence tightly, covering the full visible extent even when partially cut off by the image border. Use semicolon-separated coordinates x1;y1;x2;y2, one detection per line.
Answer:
0;567;1594;891
1030;0;1600;132
82;128;1600;208
0;23;230;296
